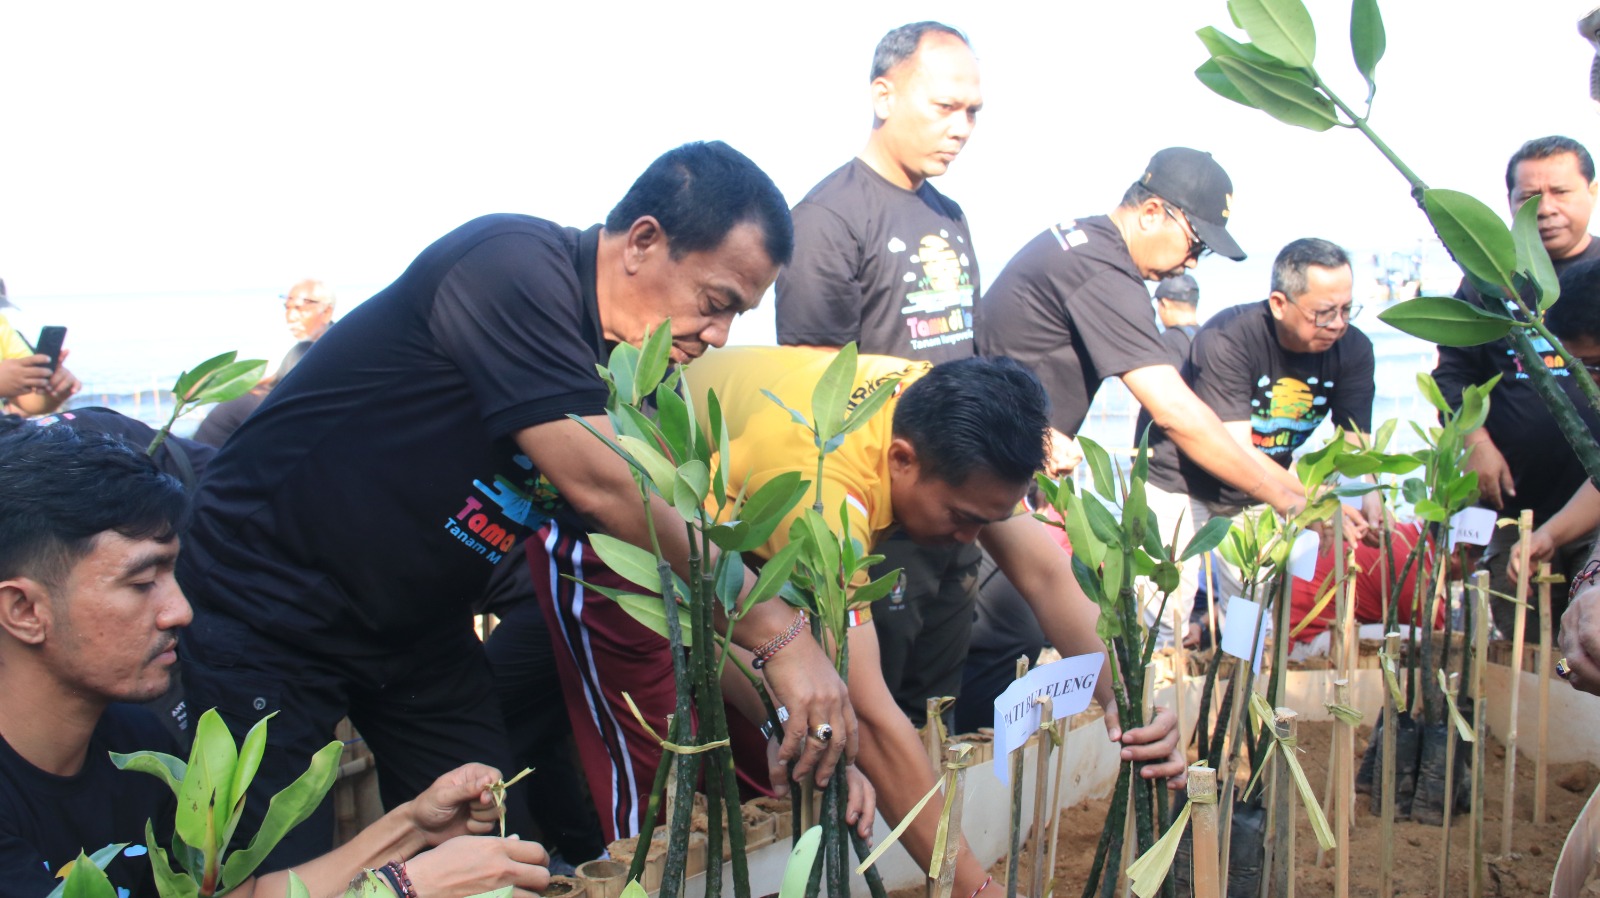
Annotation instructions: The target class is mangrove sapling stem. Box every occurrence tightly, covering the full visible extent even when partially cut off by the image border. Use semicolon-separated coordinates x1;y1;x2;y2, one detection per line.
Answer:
1468;573;1490;898
1380;632;1401;898
706;748;725;898
1536;562;1554;825
1079;762;1131;898
633;714;684;884
849;829;890;898
822;766;846;898
720;752;751;898
1501;509;1534;856
1199;654;1228;771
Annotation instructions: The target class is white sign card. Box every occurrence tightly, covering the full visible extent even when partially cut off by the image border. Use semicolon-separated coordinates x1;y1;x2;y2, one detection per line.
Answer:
991;651;1104;782
1288;530;1320;581
1220;595;1268;674
1448;507;1497;549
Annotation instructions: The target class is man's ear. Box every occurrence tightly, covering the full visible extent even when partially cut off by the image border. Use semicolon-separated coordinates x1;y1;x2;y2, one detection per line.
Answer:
1266;291;1291;322
621;216;667;276
0;579;51;646
887;436;920;479
870;76;896;124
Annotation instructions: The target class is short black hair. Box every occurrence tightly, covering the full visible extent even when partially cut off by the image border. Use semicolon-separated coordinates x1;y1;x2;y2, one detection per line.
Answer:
1120;181;1159;209
1506;136;1596;194
1270;238;1351;299
1546;258;1600;342
605;141;793;266
0;425;187;588
870;22;970;81
893;357;1049;486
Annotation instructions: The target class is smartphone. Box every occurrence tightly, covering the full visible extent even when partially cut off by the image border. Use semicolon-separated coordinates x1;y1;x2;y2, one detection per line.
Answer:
34;326;66;373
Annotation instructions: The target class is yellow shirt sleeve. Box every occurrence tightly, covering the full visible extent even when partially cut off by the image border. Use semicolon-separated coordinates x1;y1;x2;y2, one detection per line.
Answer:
0;315;32;360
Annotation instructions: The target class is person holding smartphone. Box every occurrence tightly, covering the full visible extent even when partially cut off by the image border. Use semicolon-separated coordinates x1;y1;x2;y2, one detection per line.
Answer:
0;279;80;415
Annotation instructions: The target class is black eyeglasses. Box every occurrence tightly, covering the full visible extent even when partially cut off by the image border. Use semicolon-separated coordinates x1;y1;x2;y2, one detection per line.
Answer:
1161;205;1211;261
1292;302;1363;328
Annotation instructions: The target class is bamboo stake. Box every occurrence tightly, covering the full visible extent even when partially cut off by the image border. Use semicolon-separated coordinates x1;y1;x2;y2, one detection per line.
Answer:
1436;670;1461;898
1007;656;1030;898
1269;710;1298;898
1174;606;1187;760
1468;571;1490;898
1317;527;1351;872
1188;765;1220;898
1044;716;1069;898
1535;562;1555;825
1216;657;1246;889
1029;696;1055;898
926;698;947;771
1205;552;1219;650
1501;509;1534;856
1333;679;1352;898
1379;632;1400;898
930;745;970;898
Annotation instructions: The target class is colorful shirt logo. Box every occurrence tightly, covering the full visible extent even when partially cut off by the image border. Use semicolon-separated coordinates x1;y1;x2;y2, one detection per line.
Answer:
897;230;975;352
1249;375;1332;459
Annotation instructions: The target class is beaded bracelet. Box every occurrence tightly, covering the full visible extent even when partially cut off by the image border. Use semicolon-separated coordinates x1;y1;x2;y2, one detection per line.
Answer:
751;611;808;670
381;860;419;898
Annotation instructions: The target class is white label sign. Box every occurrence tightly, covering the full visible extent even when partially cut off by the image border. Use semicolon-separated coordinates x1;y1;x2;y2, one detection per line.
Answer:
1221;595;1268;674
992;651;1104;782
1448;507;1497;549
1289;530;1321;581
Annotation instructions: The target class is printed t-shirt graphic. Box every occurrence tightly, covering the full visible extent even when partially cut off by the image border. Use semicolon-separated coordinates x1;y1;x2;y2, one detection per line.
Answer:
1249;373;1335;458
775;159;978;363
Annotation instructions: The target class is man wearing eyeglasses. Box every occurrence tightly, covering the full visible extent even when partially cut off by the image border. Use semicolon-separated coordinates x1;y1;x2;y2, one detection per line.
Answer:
1140;238;1377;633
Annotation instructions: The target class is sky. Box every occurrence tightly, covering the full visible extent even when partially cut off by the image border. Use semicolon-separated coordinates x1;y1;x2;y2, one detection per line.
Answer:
3;0;1599;347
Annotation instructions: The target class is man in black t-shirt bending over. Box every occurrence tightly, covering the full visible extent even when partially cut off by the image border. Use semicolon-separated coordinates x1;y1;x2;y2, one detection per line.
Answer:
1434;135;1600;639
1142;238;1377;634
774;22;988;729
178;142;855;869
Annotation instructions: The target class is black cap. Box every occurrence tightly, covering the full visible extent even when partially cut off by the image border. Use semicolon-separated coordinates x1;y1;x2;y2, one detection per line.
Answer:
1154;274;1199;304
1138;147;1246;261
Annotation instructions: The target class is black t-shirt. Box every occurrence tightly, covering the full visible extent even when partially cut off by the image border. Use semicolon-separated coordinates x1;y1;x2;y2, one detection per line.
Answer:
1160;324;1196;362
977;216;1175;435
179;215;610;654
1146;300;1376;506
1432;239;1600;523
0;705;177;898
775;159;978;362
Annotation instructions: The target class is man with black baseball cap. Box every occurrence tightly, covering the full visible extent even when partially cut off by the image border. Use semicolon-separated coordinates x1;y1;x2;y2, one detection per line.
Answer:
1153;273;1202;361
978;149;1365;642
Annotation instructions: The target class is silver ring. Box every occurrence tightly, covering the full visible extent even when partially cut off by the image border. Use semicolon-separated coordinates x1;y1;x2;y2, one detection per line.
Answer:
759;706;791;742
1558;657;1575;681
812;723;834;743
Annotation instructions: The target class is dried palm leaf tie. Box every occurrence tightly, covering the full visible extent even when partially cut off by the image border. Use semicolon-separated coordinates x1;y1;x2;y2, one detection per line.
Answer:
1378;634;1406;708
623;692;729;755
751;610;808;670
1127;762;1218;898
1437;670;1476;742
855;742;974;874
1241;694;1335;851
490;767;534;837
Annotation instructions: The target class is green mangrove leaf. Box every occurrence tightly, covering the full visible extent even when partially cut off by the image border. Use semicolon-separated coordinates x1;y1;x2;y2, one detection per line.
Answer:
605;342;639;409
52;847;126;898
1154;561;1181;597
615;435;677;498
222;711;275;847
1195;58;1253;107
740;541;802;614
632;323;674;405
850;568;903;606
672;460;711;521
588;533;668;592
1213;56;1337;132
145;820;200;898
654;385;692;466
731;472;811;552
1350;0;1385;99
285;870;312;898
838;373;902;438
1181;516;1235;562
1424;189;1518;289
1512;195;1561;311
1378;296;1516;347
811;342;858;444
1062;488;1106;569
1084;495;1125;550
192;360;268;406
1412;497;1448;523
714;549;744;616
1229;0;1317;67
1102;550;1127;604
1072;555;1107;606
785;826;826;898
620;881;651;898
179;709;238;862
1374;418;1396;453
761;388;814;431
111;749;187;798
582;581;693;646
1079;436;1115;501
1197;25;1297;69
173;351;238;402
708;389;731;508
706;520;750;551
221;740;343;890
1416;372;1450;414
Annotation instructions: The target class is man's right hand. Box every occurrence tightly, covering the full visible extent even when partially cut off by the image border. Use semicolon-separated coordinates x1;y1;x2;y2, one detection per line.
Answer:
1045;427;1084;478
1508;529;1556;596
405;834;550;898
0;355;53;400
761;632;857;790
1464;431;1514;510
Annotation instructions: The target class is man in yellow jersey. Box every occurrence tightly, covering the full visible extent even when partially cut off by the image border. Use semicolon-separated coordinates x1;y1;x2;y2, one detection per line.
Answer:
0;279;80;415
530;346;1183;896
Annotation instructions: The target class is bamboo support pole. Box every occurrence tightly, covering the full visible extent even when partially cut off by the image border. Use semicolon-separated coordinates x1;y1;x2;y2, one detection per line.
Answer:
1269;710;1298;898
1006;656;1030;898
1205;552;1219;650
1119;668;1158;896
1029;696;1055;898
1468;572;1490;898
1044;717;1068;898
1188;765;1220;898
1535;562;1555;825
1216;657;1247;888
1437;671;1460;898
926;698;946;771
1501;509;1534;856
930;745;970;898
1333;680;1352;898
1317;530;1352;872
1380;632;1400;898
1174;605;1187;758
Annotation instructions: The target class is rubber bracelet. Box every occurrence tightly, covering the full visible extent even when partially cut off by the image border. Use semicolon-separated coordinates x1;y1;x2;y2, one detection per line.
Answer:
969;875;993;898
1574;559;1600;593
751;611;808;670
383;861;419;898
